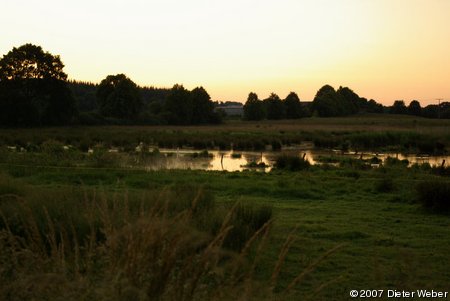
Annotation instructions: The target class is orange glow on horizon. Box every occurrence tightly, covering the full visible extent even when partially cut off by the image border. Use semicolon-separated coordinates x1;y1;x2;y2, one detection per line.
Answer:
1;0;449;106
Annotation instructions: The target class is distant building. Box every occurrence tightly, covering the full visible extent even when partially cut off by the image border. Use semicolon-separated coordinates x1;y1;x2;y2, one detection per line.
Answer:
215;103;244;117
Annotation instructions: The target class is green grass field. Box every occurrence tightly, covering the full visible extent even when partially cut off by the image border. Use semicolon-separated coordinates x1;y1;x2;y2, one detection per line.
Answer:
1;161;449;300
1;116;449;300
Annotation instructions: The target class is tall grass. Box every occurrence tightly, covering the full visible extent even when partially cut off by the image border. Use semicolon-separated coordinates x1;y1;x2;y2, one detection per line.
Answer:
0;120;448;154
0;175;338;300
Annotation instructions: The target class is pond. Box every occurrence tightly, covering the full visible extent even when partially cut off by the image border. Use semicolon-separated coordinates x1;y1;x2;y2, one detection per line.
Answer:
142;148;449;172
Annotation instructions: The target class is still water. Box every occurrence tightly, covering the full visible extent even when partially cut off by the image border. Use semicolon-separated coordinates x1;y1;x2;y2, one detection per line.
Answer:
142;148;448;172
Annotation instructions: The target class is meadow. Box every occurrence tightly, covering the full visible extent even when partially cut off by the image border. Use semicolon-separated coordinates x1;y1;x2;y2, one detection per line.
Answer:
0;114;449;154
1;115;449;300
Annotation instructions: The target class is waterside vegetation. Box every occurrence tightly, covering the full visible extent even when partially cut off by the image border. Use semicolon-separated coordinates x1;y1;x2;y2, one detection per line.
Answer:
0;148;449;300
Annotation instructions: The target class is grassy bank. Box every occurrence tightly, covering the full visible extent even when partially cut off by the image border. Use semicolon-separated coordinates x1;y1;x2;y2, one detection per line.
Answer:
0;115;449;153
1;158;450;300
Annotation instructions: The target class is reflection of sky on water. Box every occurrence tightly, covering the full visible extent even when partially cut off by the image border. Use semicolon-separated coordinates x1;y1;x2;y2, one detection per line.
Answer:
142;149;448;172
207;151;272;172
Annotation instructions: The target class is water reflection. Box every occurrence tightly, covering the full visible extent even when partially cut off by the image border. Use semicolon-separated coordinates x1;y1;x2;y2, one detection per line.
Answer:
207;151;271;172
143;148;448;172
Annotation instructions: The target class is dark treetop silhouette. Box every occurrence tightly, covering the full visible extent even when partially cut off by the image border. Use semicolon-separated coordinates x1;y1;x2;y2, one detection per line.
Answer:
0;44;76;126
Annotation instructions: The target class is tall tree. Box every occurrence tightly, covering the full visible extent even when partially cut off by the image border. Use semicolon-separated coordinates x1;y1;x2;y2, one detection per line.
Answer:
190;86;216;124
407;100;422;116
283;92;303;119
96;74;142;120
0;44;76;126
0;44;67;81
336;86;360;114
163;84;192;125
265;93;285;120
366;99;384;113
243;92;265;120
390;100;407;115
421;105;439;119
312;85;342;117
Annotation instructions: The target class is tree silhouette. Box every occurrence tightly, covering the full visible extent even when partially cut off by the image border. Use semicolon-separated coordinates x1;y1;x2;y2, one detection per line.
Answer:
190;86;217;124
312;85;341;117
390;100;407;115
0;44;67;81
243;92;265;120
407;100;422;116
0;44;76;126
97;74;142;120
336;86;359;114
283;92;303;119
366;99;384;113
163;84;192;125
265;93;285;120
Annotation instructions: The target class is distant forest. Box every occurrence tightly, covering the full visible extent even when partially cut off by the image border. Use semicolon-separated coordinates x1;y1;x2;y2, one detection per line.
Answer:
0;44;449;127
242;86;450;121
68;80;222;126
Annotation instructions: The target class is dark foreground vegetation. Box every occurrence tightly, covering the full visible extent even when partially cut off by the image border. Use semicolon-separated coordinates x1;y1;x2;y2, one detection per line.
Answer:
1;142;450;300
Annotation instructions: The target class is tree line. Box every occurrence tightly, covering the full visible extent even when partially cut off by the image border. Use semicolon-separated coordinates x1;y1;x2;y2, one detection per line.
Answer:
0;44;448;127
0;44;221;126
243;85;449;120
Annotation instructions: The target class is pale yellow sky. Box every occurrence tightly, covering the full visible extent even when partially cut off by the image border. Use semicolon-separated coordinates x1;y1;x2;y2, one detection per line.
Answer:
1;0;449;105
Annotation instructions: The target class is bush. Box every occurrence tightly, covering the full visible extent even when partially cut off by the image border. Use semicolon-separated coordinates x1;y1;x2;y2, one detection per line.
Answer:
190;150;213;158
40;139;65;157
368;156;382;164
339;157;370;170
242;161;267;168
89;146;118;167
384;156;409;167
432;165;450;177
275;155;310;171
271;140;282;151
231;153;242;158
416;180;450;213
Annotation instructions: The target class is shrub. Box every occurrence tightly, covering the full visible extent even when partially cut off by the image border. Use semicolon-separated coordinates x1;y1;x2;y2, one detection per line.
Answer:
410;163;432;172
368;156;382;164
339;157;370;170
231;153;242;158
384;156;409;167
90;146;118;167
432;165;450;177
190;150;213;158
243;161;267;168
416;180;450;213
40;139;65;157
275;155;310;171
271;140;282;151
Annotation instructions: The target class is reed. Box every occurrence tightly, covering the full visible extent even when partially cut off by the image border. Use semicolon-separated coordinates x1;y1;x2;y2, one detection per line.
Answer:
0;177;339;300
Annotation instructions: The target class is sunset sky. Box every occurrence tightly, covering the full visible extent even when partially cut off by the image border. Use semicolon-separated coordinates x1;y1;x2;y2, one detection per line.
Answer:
1;0;449;105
